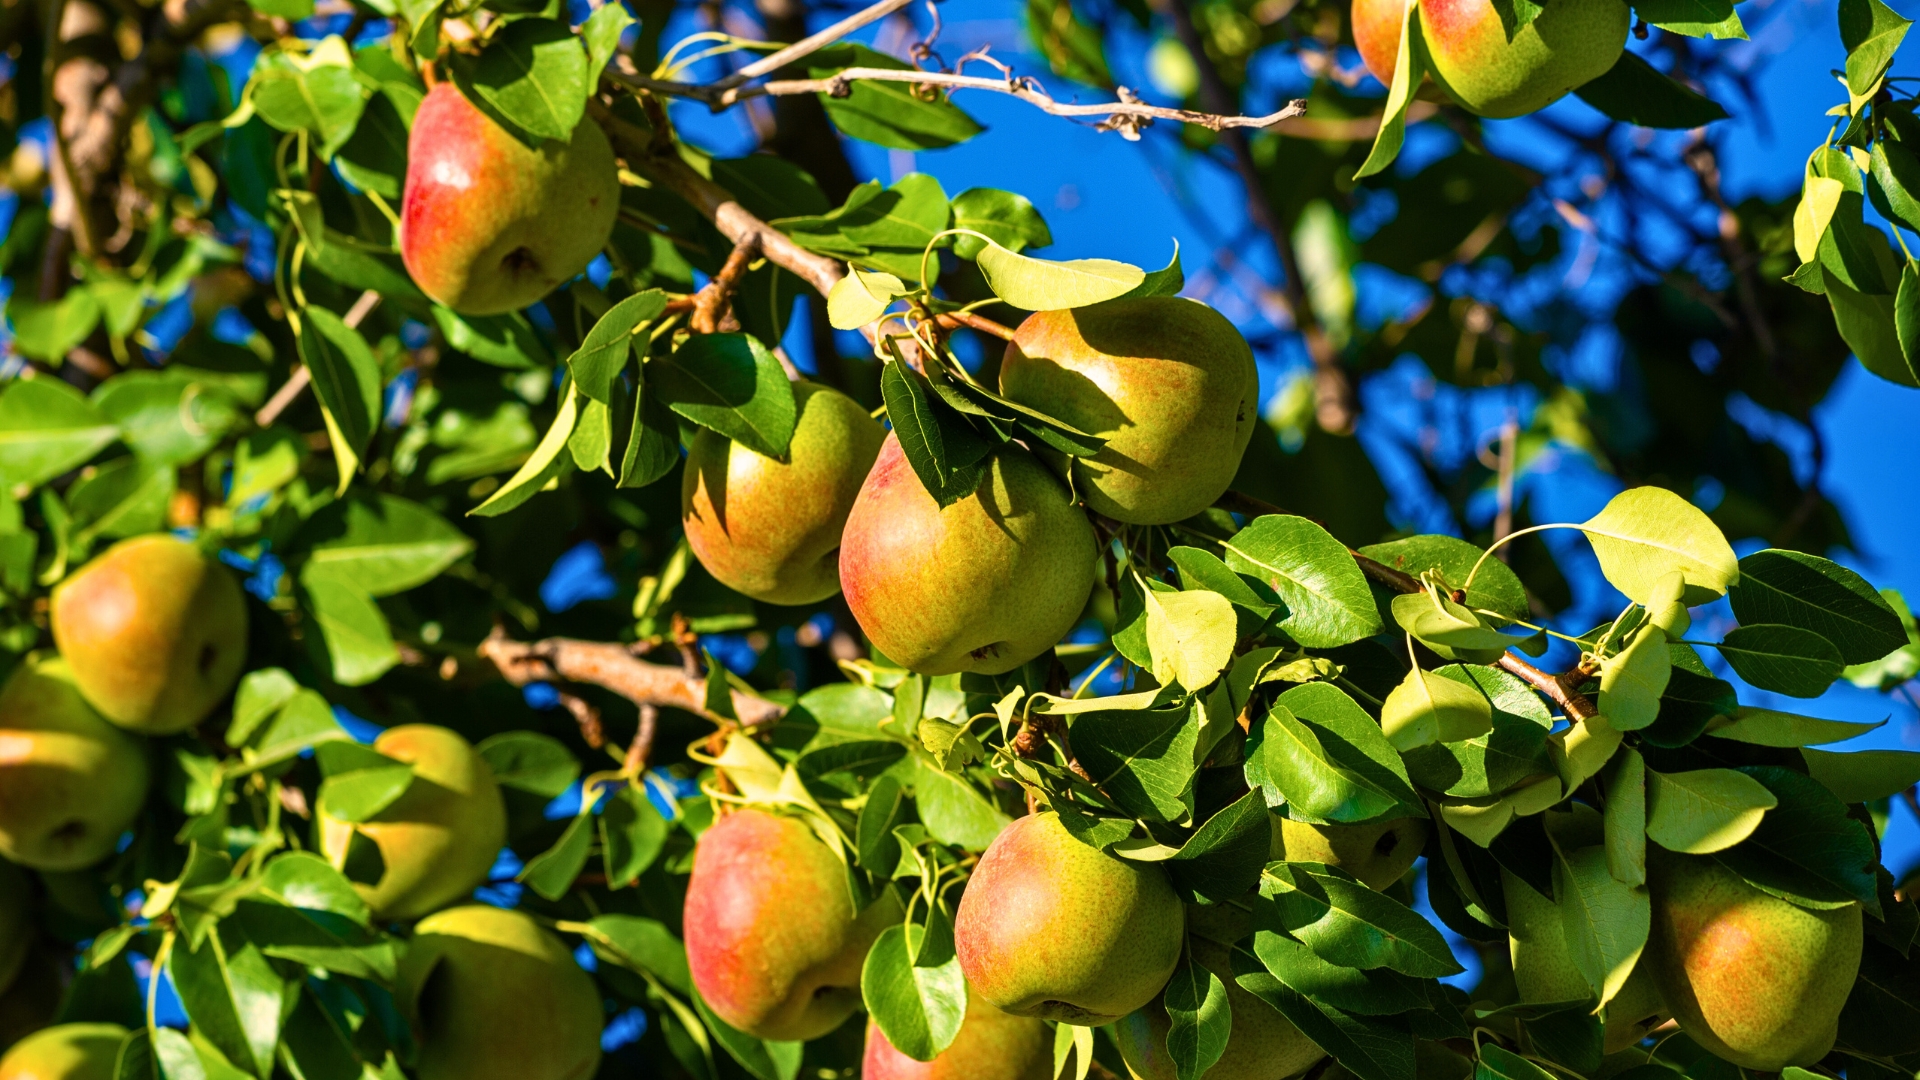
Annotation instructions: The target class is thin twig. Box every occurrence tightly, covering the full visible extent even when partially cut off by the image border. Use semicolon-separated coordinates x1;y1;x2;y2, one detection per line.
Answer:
713;0;918;89
557;691;606;749
254;290;382;428
624;703;660;774
932;310;1016;340
691;235;761;334
479;626;786;728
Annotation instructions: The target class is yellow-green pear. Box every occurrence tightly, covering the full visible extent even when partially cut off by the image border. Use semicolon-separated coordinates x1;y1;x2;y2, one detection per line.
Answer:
1112;936;1325;1080
1501;869;1666;1053
682;382;886;605
0;1023;125;1080
684;807;898;1041
398;906;601;1080
49;535;247;735
318;725;506;922
862;986;1051;1080
955;812;1184;1025
0;658;150;871
0;862;30;995
999;298;1259;525
1271;817;1427;891
1646;850;1860;1071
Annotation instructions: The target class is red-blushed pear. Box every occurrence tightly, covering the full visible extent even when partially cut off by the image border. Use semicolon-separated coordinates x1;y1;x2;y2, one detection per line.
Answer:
1646;850;1860;1071
955;812;1184;1025
49;534;247;735
1349;0;1627;118
862;987;1051;1080
684;807;898;1041
1271;817;1427;891
999;298;1259;525
682;382;887;605
0;657;150;872
318;724;506;922
0;861;30;996
1112;937;1325;1080
397;905;602;1080
399;83;619;315
840;437;1097;675
1502;869;1667;1053
0;1023;125;1080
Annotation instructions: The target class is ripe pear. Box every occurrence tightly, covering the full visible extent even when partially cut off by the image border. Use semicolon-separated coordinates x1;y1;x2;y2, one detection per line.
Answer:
682;382;887;606
0;657;150;871
955;812;1184;1025
999;298;1259;525
863;987;1052;1080
49;534;247;735
0;861;31;995
398;905;602;1080
1350;0;1627;118
1112;937;1325;1080
1271;817;1426;891
400;84;619;315
1501;869;1666;1053
1646;851;1860;1071
840;436;1097;675
318;725;506;922
0;1023;125;1080
684;807;898;1041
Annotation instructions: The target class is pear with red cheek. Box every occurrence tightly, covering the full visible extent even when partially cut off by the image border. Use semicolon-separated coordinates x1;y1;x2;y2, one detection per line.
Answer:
862;988;1051;1080
1349;0;1626;118
682;382;886;605
684;808;900;1041
400;83;619;315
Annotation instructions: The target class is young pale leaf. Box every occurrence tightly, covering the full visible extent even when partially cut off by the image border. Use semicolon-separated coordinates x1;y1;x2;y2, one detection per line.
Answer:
1052;1021;1094;1080
826;267;905;329
1645;768;1777;853
1729;549;1907;665
1223;516;1381;648
1645;569;1692;638
1550;839;1649;1009
1144;587;1237;690
1381;666;1493;752
1603;748;1647;886
974;237;1145;310
316;759;413;823
1354;0;1430;179
470;387;579;518
1597;626;1671;731
1801;747;1920;803
581;1;634;86
1706;706;1884;747
1579;486;1739;604
1716;623;1846;697
1713;766;1879;909
1572;50;1733;126
1557;715;1624;794
651;334;798;460
1162;956;1231;1080
1390;590;1513;653
1840;0;1912;97
861;923;966;1062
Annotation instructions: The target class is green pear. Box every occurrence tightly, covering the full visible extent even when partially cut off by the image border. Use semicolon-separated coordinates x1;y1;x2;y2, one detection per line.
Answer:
1646;850;1860;1071
400;83;619;315
1351;0;1626;118
1501;869;1667;1053
398;905;602;1080
0;1023;125;1080
840;436;1097;675
1271;817;1427;891
863;986;1052;1080
49;534;247;735
1112;937;1325;1080
954;812;1184;1025
318;724;506;922
0;657;150;871
0;862;30;996
999;298;1259;525
682;382;887;605
684;807;898;1041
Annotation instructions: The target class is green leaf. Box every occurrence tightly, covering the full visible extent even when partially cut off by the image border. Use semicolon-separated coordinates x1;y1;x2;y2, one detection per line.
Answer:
877;361;991;507
913;756;1010;849
1354;1;1430;179
169;921;289;1078
1167;789;1273;903
1477;1043;1560;1080
298;306;383;487
1629;0;1746;35
973;237;1144;311
298;493;473;597
451;18;588;145
259;850;368;924
582;1;635;86
1390;591;1515;654
1144;587;1237;690
243;687;348;767
1729;549;1907;665
250;40;368;157
1897;261;1920;374
299;573;399;686
1071;705;1200;824
806;44;983;150
619;373;682;490
569;398;613;475
1801;747;1920;803
651;333;798;460
519;803;596;901
1603;748;1647;886
1162;955;1231;1080
581;914;692;994
6;289;102;360
433;307;550;368
1381;666;1493;752
860;922;966;1062
826;267;905;330
95;371;242;468
692;990;803;1080
1579;486;1738;604
950;188;1052;260
1645;768;1777;854
0;378;120;490
1828;269;1920;386
1401;665;1554;800
1547;833;1649;1008
1272;683;1424;816
1230;950;1416;1080
68;457;174;545
1841;0;1912;97
1713;766;1879;909
1256;862;1464;977
1707;706;1884;747
1255;705;1411;825
333;90;409;200
1870;138;1920;234
1716;623;1846;697
568;290;667;404
1598;626;1671;732
477;730;581;796
316;758;414;822
601;784;668;887
1224;515;1382;648
470;387;579;517
1247;930;1429;1015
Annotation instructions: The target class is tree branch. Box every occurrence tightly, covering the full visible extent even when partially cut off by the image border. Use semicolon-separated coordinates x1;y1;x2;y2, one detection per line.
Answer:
712;0;918;89
479;627;787;729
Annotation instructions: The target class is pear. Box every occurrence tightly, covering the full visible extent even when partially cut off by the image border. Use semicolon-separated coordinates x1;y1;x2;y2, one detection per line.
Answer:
0;657;150;871
954;812;1184;1025
1271;817;1426;891
1501;869;1666;1053
0;948;65;1055
682;382;887;605
398;905;602;1080
684;807;897;1041
863;987;1052;1080
999;297;1259;525
49;534;247;735
0;862;30;996
1112;937;1325;1080
0;1023;125;1080
840;436;1097;675
400;84;619;315
1646;850;1860;1071
318;724;506;922
1350;0;1627;118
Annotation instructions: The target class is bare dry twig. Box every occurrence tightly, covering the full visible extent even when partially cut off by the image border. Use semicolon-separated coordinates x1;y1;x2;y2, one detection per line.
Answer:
480;626;787;728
